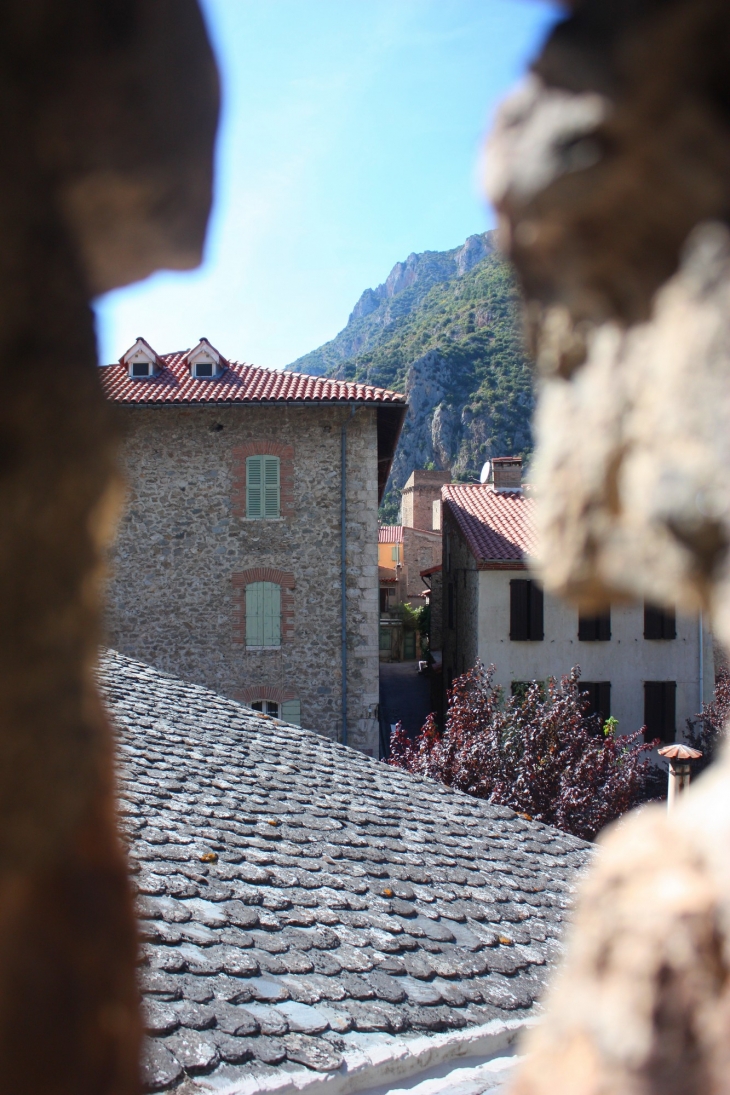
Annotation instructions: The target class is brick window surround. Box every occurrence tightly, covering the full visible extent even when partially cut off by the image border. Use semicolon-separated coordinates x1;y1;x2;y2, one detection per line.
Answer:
234;685;298;705
232;568;295;645
232;441;294;519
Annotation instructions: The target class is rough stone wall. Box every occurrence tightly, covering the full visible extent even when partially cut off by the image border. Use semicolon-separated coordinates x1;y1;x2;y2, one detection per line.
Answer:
401;469;450;530
106;402;380;754
401;526;442;601
442;508;480;685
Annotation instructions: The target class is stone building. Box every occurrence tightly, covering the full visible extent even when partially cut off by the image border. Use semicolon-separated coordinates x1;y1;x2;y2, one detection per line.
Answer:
377;469;444;661
401;468;450;531
440;457;713;742
101;337;405;756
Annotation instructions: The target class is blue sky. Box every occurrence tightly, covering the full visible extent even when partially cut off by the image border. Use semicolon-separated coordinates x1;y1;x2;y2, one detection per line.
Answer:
95;1;559;369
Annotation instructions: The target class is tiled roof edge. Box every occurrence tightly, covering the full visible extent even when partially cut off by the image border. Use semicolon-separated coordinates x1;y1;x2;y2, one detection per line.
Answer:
204;1017;534;1095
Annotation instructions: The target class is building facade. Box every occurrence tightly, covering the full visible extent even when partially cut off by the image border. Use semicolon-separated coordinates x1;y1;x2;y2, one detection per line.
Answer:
441;457;713;742
102;338;405;755
377;470;444;662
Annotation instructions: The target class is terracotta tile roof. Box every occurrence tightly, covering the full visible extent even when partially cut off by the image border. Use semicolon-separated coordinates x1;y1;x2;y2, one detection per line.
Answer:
378;565;398;583
442;484;536;566
378;526;404;543
100;351;406;406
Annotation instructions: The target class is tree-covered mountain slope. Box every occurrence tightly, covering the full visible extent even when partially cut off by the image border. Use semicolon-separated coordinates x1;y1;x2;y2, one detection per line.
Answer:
287;231;534;522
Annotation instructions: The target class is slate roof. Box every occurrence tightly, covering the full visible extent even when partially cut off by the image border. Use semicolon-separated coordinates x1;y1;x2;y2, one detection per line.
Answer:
100;353;405;407
102;651;590;1093
442;485;537;567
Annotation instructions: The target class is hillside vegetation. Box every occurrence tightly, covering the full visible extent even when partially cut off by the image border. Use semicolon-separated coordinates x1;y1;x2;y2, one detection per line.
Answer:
288;232;535;522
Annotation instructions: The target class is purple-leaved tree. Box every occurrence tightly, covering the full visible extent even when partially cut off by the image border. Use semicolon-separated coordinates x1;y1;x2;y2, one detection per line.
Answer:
389;662;658;841
685;667;730;774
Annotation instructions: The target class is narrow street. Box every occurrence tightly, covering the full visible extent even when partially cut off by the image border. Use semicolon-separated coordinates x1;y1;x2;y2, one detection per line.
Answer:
379;661;433;756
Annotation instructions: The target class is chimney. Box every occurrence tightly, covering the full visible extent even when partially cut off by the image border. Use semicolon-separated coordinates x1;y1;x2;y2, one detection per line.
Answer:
492;456;522;492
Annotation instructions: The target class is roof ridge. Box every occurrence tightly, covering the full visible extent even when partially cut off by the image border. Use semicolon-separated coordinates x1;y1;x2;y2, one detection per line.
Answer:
99;354;406;406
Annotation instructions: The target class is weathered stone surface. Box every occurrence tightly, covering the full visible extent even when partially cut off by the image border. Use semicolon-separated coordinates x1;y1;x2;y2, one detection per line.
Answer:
106;403;382;754
103;651;589;1090
484;3;730;1094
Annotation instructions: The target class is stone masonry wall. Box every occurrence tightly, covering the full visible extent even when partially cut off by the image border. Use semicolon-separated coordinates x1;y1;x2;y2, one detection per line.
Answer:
442;508;480;688
401;469;450;531
401;526;442;601
105;402;381;754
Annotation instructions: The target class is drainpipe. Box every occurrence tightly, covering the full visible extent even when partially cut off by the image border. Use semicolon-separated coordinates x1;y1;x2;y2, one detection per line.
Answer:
699;610;704;711
341;406;355;747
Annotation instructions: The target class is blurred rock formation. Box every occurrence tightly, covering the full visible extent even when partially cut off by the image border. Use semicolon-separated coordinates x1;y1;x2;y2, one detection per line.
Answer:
0;3;217;1093
486;2;730;1092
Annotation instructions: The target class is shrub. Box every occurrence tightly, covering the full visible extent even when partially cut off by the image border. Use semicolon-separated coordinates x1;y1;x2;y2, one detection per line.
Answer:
685;667;730;773
388;662;658;841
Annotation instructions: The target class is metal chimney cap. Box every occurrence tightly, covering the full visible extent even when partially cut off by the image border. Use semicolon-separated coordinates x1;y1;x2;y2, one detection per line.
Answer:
658;744;703;760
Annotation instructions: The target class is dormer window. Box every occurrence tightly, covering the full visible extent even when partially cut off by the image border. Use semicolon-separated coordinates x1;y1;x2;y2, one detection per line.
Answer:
121;337;159;379
131;359;154;378
186;337;225;380
192;358;215;379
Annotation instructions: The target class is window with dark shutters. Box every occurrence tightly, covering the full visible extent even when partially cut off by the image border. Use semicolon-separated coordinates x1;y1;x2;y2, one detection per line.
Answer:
580;681;611;725
578;610;611;640
644;603;676;640
510;579;544;641
644;681;676;742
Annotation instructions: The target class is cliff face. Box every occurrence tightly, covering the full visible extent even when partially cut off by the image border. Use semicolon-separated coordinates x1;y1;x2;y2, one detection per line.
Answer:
288;232;497;377
286;231;534;520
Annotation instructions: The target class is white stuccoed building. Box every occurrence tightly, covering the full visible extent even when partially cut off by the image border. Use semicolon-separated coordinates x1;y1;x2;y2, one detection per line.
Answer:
440;457;713;742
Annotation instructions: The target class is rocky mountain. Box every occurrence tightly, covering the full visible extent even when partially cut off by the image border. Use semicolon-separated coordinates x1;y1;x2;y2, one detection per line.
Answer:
287;231;534;522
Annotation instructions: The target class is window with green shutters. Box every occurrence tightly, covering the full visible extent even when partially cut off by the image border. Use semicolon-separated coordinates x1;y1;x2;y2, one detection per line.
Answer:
280;699;301;725
245;581;281;647
246;455;280;518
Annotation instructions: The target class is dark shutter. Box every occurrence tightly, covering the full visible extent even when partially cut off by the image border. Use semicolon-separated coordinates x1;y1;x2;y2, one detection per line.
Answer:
510;580;529;640
511;580;543;640
580;682;611;723
579;610;611;641
644;681;676;742
645;604;676;640
661;609;676;640
662;681;677;741
597;681;611;720
448;583;454;630
528;582;544;641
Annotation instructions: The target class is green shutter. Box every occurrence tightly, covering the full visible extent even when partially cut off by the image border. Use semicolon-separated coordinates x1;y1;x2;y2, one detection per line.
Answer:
280;699;301;725
246;582;281;648
246;456;262;518
263;456;280;518
247;455;280;518
263;582;281;646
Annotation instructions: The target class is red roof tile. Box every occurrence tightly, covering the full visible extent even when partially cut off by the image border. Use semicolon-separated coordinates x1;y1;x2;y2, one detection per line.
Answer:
442;484;536;566
378;526;404;543
100;351;406;406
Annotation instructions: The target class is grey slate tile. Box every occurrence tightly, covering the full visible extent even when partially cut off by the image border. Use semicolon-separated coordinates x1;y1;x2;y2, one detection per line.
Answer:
99;651;592;1093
